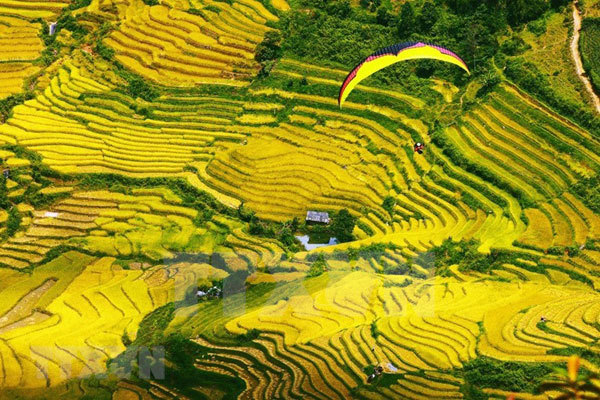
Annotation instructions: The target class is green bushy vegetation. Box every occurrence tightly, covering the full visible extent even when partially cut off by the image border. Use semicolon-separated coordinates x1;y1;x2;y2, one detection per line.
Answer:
548;346;600;366
503;56;600;134
307;254;327;277
122;75;159;102
256;31;282;63
110;302;246;400
331;209;357;242
68;0;91;10
581;18;600;94
5;207;21;238
461;356;556;394
433;238;519;273
279;0;568;83
0;145;71;240
36;9;89;66
0;92;34;123
237;204;301;251
571;174;600;214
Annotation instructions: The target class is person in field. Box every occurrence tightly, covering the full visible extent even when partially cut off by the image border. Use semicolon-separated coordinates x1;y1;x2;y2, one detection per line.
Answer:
414;142;425;154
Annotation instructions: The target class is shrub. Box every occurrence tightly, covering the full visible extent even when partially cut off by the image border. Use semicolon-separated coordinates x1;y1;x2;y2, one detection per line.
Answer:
432;238;520;273
6;207;22;238
204;4;221;13
55;14;89;40
255;31;282;63
462;356;555;394
0;92;34;123
370;320;380;338
501;35;531;56
580;18;600;94
126;76;159;102
382;196;396;217
0;177;7;209
307;255;327;277
356;220;374;235
68;0;91;10
187;8;203;16
571;175;600;214
476;70;501;97
237;328;260;342
331;209;356;243
527;17;547;36
95;40;115;60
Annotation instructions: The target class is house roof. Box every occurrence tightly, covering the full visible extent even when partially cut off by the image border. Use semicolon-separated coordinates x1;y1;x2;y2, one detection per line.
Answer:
306;211;330;223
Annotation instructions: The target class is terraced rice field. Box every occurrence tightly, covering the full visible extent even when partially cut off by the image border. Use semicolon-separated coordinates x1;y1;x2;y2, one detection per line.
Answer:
0;0;67;19
2;0;600;398
103;0;277;86
172;265;600;399
0;16;42;99
4;44;596;254
0;251;231;388
0;186;283;269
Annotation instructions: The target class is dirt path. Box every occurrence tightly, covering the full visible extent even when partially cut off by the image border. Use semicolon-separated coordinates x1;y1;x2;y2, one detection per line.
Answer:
571;0;600;113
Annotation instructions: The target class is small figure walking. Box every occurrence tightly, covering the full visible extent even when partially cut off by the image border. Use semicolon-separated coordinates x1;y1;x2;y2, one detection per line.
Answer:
367;366;384;383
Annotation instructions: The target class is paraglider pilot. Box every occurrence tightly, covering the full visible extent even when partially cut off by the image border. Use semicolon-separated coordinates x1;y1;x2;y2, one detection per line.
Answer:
367;366;384;383
414;143;425;154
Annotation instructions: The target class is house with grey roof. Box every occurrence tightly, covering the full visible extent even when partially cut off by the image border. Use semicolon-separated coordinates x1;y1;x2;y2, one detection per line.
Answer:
306;211;330;224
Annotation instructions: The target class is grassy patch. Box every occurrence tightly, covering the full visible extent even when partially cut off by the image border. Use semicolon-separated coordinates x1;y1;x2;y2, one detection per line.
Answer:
461;356;556;394
432;238;528;274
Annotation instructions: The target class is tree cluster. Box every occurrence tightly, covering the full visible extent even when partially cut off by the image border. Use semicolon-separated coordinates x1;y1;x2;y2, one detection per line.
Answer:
280;0;569;84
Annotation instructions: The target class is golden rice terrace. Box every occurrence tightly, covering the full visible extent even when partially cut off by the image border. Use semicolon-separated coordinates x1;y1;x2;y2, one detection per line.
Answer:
0;0;600;399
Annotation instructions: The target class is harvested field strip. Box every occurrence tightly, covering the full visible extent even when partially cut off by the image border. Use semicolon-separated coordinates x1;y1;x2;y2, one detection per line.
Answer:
451;124;545;201
492;87;600;170
541;202;575;246
465;113;567;195
518;208;554;249
554;198;588;244
479;104;578;183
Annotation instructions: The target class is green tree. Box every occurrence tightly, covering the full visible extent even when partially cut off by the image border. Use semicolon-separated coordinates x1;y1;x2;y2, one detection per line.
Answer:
417;1;440;33
397;2;415;38
376;5;395;26
126;76;159;102
0;177;8;209
6;207;21;237
382;196;396;217
255;31;282;63
331;209;356;243
308;255;327;277
507;0;548;26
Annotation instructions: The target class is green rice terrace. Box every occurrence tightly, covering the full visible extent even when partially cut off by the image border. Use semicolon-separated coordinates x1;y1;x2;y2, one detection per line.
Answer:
1;0;600;399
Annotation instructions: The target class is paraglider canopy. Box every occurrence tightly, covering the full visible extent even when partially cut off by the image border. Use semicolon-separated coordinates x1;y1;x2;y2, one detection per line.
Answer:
338;42;470;107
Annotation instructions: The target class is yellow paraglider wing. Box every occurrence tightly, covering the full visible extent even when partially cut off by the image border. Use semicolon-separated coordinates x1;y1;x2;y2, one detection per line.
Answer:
338;42;470;107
